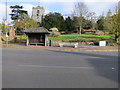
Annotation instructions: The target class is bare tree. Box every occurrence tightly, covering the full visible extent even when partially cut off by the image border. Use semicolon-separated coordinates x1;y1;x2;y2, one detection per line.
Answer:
87;12;97;29
72;2;88;34
73;2;88;17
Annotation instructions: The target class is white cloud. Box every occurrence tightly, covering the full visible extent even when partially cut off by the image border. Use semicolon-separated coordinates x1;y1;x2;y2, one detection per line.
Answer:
0;0;118;23
0;3;6;20
45;9;50;14
0;3;35;23
0;3;11;23
85;2;116;16
17;4;50;16
1;0;76;3
60;0;118;16
19;4;34;17
49;1;117;16
61;2;74;15
82;0;119;2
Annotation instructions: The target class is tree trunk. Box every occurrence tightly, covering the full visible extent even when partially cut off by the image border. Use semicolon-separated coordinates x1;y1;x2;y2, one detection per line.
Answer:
80;26;82;34
115;34;119;43
77;26;82;34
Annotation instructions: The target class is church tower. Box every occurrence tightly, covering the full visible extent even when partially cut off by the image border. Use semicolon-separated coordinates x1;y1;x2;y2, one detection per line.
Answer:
32;6;45;26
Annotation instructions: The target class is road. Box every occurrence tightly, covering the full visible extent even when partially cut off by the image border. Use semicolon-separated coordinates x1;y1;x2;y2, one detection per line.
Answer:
2;48;118;88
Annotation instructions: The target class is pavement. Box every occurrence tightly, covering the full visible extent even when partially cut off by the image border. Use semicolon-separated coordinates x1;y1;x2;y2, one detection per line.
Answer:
1;43;119;52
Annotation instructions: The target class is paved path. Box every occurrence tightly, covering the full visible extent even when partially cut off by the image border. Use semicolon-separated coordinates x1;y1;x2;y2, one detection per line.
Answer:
1;43;118;52
2;48;118;88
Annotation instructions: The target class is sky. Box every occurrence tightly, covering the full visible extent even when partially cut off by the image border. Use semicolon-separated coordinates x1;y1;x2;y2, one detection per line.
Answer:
0;0;119;23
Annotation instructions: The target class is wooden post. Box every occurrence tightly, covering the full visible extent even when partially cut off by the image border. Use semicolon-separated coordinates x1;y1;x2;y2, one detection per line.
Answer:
44;34;47;46
26;36;29;46
45;34;49;46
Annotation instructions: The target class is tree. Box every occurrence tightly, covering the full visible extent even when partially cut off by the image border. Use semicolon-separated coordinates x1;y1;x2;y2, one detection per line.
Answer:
104;10;113;31
72;16;92;33
9;5;28;21
1;19;7;33
49;27;61;37
13;14;38;34
9;5;38;34
42;12;65;32
111;10;120;43
87;12;96;29
102;9;120;43
83;19;92;29
65;16;75;33
73;16;84;33
13;20;24;34
23;14;38;29
73;2;88;17
72;2;88;34
0;23;2;29
9;5;28;34
97;16;105;30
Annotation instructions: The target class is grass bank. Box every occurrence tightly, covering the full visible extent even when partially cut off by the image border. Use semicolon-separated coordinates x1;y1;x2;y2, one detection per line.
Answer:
48;34;114;41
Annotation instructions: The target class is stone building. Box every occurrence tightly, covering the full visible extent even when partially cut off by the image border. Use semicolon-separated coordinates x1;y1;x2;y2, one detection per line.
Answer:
32;6;45;26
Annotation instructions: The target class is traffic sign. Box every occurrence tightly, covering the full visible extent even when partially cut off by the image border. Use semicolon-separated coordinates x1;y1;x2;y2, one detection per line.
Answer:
4;25;8;28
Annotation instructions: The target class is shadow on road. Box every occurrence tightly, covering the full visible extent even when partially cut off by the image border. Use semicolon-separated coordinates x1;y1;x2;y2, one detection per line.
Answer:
50;50;118;84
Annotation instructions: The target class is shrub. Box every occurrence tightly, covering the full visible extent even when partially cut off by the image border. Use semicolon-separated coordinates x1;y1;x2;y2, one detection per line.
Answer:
49;27;61;37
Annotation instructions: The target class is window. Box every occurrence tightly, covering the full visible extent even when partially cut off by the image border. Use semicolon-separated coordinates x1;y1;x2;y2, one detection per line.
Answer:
37;10;39;14
37;10;39;16
37;14;39;16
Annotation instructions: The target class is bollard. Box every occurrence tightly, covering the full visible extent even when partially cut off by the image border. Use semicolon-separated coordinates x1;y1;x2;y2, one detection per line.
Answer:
49;40;53;46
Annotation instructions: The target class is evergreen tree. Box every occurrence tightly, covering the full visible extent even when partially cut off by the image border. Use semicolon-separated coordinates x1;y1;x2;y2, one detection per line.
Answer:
42;12;65;32
65;16;75;33
9;5;28;21
97;16;105;30
104;10;113;31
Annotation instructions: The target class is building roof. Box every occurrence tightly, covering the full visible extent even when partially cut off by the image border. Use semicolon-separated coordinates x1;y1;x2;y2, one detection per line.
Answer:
83;29;96;32
32;6;44;9
24;27;50;34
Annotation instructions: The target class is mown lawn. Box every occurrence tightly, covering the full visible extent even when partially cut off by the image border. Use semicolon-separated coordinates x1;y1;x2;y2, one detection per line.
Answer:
48;34;114;41
1;34;114;41
16;35;28;40
1;35;28;41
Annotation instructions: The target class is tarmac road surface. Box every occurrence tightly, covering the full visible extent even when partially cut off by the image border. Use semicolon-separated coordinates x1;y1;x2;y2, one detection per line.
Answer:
2;48;118;88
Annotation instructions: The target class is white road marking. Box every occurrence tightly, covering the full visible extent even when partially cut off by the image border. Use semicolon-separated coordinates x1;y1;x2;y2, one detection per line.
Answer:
19;65;94;70
89;57;101;58
112;67;115;70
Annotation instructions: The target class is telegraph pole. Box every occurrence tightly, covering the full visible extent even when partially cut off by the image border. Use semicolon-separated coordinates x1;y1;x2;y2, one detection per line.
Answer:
5;0;8;47
6;0;7;20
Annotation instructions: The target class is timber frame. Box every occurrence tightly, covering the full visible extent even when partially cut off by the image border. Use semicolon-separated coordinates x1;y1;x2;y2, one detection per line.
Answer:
24;27;50;46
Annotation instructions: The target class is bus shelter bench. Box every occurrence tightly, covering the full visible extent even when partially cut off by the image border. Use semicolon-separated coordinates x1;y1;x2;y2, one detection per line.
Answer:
59;42;78;48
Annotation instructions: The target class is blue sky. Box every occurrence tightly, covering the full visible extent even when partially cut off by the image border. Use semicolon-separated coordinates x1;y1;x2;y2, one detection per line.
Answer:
0;0;119;23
